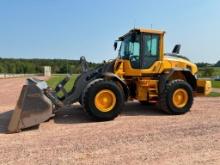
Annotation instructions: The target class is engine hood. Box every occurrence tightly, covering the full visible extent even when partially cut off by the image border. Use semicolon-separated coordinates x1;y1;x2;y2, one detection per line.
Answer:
164;55;198;74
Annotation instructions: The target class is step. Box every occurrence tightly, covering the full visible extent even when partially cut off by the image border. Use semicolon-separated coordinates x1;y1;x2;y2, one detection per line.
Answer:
149;94;158;98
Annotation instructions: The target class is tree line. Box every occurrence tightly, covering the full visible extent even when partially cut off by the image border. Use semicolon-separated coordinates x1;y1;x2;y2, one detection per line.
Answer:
196;60;220;67
0;58;219;77
0;58;99;74
196;60;220;77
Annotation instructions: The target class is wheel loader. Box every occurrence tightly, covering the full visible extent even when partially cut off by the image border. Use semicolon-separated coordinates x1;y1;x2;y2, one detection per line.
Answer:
7;28;212;133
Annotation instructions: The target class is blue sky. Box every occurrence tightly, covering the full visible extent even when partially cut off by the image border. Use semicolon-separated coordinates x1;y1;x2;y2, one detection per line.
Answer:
0;0;219;63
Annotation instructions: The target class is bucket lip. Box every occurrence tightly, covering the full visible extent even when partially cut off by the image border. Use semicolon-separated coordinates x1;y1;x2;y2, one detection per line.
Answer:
26;78;48;90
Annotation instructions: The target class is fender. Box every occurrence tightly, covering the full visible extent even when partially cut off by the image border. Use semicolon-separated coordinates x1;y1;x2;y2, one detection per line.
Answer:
101;72;129;101
159;68;197;93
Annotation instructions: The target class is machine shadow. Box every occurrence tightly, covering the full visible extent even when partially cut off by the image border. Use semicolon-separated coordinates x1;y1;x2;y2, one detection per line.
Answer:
0;102;166;133
54;101;166;124
0;110;13;133
54;105;92;124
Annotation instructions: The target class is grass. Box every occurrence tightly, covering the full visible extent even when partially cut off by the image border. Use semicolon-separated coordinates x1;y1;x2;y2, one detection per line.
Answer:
211;80;220;88
47;74;78;97
213;67;220;75
208;92;220;97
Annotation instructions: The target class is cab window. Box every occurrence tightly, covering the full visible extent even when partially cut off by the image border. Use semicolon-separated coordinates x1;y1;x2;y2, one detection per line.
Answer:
119;34;141;68
143;34;160;68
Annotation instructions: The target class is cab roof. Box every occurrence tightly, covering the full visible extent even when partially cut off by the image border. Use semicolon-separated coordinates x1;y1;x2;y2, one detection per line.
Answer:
137;28;165;35
119;28;165;40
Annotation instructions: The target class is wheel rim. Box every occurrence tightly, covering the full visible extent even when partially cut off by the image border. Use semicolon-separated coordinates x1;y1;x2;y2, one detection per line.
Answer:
172;88;188;108
94;89;116;112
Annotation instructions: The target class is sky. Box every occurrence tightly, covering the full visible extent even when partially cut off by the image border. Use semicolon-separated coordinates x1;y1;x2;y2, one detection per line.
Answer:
0;0;219;63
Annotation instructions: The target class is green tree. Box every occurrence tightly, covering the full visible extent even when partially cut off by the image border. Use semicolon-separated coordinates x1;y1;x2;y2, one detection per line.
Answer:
215;60;220;67
199;67;215;77
0;58;99;74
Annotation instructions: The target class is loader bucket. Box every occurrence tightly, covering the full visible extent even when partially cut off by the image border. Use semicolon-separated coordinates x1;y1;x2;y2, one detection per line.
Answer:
7;78;54;133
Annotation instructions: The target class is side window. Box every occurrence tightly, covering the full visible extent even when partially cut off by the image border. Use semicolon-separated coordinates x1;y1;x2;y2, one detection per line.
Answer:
142;34;160;68
144;34;159;56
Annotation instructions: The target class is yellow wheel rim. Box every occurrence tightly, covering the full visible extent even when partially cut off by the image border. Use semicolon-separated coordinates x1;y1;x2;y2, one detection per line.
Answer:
94;89;116;112
172;88;188;108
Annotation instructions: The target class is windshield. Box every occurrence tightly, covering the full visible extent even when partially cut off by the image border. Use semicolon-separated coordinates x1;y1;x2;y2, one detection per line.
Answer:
119;34;140;60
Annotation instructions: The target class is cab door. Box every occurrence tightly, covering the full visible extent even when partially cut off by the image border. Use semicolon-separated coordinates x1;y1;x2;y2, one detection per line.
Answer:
141;33;160;69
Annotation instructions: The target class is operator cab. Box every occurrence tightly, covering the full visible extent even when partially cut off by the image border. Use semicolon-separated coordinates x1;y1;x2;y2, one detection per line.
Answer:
115;29;165;70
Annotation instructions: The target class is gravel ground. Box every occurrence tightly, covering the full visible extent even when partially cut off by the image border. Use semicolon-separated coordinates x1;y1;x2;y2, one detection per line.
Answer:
213;88;220;93
0;77;220;165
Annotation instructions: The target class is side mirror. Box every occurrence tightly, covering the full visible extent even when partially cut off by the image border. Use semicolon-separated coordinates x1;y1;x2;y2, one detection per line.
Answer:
114;41;118;51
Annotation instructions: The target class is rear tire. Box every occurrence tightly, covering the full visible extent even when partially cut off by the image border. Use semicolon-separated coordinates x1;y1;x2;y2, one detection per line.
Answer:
159;79;193;115
83;80;124;121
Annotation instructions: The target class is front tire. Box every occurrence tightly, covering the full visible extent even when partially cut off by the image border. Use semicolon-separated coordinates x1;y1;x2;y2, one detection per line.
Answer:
159;79;193;115
83;80;124;121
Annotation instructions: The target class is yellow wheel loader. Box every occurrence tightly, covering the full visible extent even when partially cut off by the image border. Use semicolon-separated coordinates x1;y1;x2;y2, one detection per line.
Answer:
8;28;212;133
